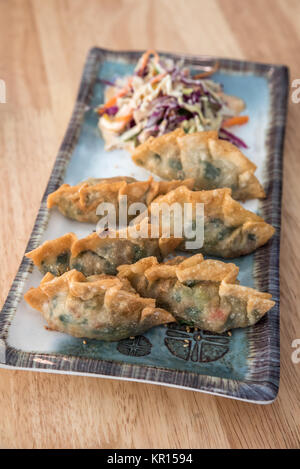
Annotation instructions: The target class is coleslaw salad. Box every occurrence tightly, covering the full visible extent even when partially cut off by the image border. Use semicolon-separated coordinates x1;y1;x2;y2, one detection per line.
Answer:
97;50;249;150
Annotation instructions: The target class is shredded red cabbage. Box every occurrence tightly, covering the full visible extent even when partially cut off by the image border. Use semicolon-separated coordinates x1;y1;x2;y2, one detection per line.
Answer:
99;57;248;148
105;106;119;116
97;79;120;88
219;128;248;149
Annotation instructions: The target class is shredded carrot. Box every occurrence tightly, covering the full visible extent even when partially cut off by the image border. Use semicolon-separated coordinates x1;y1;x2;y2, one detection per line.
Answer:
97;95;120;114
101;112;133;129
114;113;133;124
222;115;249;127
138;49;159;76
150;72;166;84
193;61;219;79
97;78;134;115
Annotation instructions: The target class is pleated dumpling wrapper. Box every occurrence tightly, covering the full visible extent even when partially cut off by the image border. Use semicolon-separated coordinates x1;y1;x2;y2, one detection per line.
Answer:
24;269;175;341
117;254;275;333
25;228;182;277
131;129;265;201
47;175;194;223
149;186;275;257
25;233;78;276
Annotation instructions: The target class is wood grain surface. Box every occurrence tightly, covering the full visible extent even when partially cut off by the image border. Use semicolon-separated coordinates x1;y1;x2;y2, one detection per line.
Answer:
0;0;300;449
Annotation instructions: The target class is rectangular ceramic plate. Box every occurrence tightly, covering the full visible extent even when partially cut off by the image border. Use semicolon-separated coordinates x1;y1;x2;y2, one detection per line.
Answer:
0;48;288;403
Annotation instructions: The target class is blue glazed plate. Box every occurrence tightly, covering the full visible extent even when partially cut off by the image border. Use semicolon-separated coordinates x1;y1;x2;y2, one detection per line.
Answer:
0;48;288;403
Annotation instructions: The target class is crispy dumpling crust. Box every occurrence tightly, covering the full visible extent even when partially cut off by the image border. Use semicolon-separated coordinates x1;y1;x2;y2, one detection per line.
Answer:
149;186;275;257
69;226;182;275
24;269;175;341
117;254;275;333
25;227;183;277
47;175;194;223
25;233;78;276
47;177;135;222
132;129;265;200
133;129;185;180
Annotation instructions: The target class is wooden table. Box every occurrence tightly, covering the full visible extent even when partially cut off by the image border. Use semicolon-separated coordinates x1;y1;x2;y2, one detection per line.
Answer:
0;0;300;449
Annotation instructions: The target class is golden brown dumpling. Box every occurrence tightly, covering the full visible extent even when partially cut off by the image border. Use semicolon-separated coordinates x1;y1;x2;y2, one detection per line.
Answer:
24;270;174;341
149;186;274;257
118;254;275;333
25;233;77;276
47;175;194;223
132;129;265;201
26;228;182;277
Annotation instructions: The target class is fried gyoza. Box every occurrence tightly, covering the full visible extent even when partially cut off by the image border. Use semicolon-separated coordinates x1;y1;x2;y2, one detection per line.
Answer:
70;227;181;276
117;254;275;333
132;129;265;201
26;229;182;277
26;233;77;276
24;270;175;341
149;186;275;257
47;175;194;223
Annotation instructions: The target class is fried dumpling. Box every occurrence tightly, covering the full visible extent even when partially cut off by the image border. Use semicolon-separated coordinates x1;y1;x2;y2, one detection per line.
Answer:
24;270;175;341
25;233;78;276
70;227;180;276
26;228;182;277
47;175;194;223
47;176;135;223
117;254;275;333
132;129;265;200
149;186;275;257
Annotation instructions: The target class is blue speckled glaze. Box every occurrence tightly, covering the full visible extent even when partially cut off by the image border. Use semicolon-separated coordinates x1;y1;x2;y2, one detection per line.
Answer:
59;58;270;382
58;326;248;381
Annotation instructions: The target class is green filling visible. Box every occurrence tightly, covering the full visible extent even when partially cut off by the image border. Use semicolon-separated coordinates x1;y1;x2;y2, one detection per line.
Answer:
56;252;70;267
70;262;84;273
60;199;83;219
204;218;235;245
71;250;115;276
172;291;182;303
185;306;202;318
41;251;70;276
103;262;118;275
153;153;162;162
169;158;182;171
247;233;256;242
176;317;194;326
40;260;50;275
59;314;71;324
132;244;146;263
203;161;221;180
223;295;247;328
56;253;68;264
49;296;58;317
184;280;197;288
217;226;234;241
